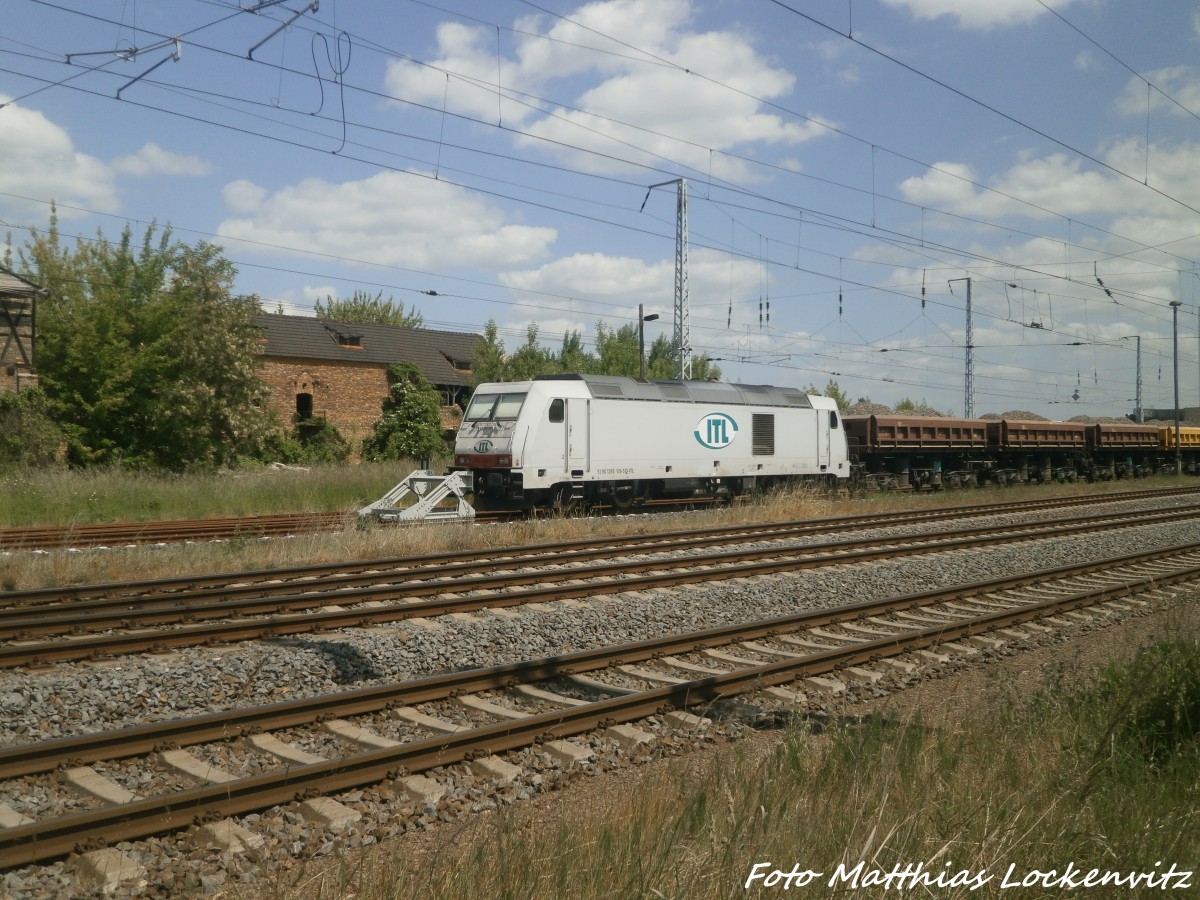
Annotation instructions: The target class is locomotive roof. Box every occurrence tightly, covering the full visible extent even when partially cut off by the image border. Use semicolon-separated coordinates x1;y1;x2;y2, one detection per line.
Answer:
533;373;813;408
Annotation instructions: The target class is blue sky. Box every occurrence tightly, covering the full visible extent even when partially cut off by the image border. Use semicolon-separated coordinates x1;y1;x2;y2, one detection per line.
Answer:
4;0;1200;419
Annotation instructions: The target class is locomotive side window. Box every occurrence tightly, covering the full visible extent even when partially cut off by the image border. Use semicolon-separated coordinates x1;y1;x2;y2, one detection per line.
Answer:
548;398;564;423
752;413;775;456
464;391;527;422
830;410;840;430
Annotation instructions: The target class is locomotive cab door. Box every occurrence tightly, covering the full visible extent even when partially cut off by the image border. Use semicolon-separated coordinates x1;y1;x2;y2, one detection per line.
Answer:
819;409;831;470
566;397;590;474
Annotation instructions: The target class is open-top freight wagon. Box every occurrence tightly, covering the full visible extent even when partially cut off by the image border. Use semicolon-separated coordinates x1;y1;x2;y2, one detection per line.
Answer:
844;414;1189;489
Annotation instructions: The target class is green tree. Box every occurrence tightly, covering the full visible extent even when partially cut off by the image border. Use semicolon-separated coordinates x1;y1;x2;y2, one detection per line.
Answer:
504;324;559;381
471;321;508;385
595;321;641;376
644;334;721;381
315;290;423;327
557;329;594;374
20;215;273;470
361;363;446;463
468;318;720;385
803;379;850;408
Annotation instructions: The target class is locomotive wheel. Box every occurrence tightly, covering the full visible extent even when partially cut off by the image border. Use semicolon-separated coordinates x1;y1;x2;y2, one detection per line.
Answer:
610;481;637;510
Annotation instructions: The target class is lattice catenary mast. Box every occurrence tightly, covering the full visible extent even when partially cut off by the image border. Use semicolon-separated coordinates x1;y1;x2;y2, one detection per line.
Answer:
641;178;691;379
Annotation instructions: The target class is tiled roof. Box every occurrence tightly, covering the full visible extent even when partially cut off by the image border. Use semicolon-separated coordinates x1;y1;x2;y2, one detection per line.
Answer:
253;313;480;388
0;265;41;297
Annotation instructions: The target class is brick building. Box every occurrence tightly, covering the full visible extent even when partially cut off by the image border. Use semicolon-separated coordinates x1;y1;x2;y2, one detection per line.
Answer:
253;313;480;445
0;265;40;394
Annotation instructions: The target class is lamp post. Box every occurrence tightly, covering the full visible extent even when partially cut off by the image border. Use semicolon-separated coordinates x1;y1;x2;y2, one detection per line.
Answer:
1171;300;1182;475
638;304;660;380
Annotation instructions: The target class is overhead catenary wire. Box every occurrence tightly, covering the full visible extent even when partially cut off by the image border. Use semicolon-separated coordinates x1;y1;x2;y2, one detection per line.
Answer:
4;0;1197;410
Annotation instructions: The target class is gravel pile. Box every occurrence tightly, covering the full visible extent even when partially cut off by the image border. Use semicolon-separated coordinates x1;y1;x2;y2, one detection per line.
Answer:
0;493;1195;896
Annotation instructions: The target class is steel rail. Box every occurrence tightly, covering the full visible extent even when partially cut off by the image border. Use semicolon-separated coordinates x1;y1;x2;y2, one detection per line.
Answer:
0;505;1196;663
2;549;1198;868
7;501;1200;643
0;512;352;551
7;490;1200;620
8;500;1200;636
3;486;1196;602
0;541;1196;783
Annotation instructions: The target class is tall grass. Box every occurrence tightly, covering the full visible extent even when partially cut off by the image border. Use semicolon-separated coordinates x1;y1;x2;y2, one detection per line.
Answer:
274;628;1199;900
0;462;419;527
0;464;1171;529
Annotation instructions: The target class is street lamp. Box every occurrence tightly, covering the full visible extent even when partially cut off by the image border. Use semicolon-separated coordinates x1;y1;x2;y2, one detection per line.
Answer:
1171;300;1182;475
638;304;660;380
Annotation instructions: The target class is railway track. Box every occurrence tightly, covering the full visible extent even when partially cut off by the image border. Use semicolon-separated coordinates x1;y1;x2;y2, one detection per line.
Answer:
0;542;1195;873
3;485;1194;605
2;493;1197;668
0;511;354;552
2;485;1196;552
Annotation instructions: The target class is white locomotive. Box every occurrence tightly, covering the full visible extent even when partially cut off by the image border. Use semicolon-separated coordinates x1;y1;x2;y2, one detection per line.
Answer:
452;374;849;510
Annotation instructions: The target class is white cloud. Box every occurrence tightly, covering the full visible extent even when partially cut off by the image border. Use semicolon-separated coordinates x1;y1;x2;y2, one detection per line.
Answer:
502;251;673;304
112;142;213;177
0;97;119;217
1116;67;1200;117
897;149;1184;223
898;161;979;210
216;170;556;270
384;0;829;180
222;180;268;215
301;285;340;303
500;248;763;326
881;0;1079;30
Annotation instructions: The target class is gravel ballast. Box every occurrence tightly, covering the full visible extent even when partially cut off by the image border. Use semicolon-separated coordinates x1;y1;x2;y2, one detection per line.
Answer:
0;492;1197;897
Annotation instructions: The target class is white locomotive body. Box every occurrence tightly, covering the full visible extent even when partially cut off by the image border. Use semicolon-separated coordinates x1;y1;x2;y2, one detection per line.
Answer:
452;374;848;510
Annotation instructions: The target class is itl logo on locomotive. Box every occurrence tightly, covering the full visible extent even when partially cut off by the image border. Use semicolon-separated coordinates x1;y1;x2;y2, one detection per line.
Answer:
695;412;739;449
474;440;493;453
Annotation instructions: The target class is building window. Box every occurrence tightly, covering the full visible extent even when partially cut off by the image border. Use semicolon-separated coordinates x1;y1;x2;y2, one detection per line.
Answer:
296;392;314;420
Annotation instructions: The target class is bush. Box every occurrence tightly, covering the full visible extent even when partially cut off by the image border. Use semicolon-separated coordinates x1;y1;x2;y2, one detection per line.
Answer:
293;419;351;464
0;387;63;468
260;419;351;466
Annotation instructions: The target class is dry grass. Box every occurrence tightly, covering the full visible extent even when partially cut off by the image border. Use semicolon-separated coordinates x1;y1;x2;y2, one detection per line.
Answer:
1;478;1179;593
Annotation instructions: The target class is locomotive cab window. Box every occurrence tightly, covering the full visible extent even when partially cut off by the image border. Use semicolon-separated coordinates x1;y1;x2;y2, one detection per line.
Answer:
830;410;840;430
548;398;564;423
464;391;527;422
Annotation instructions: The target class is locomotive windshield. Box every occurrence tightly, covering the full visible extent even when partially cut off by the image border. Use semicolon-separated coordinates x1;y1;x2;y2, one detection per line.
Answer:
464;391;527;422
